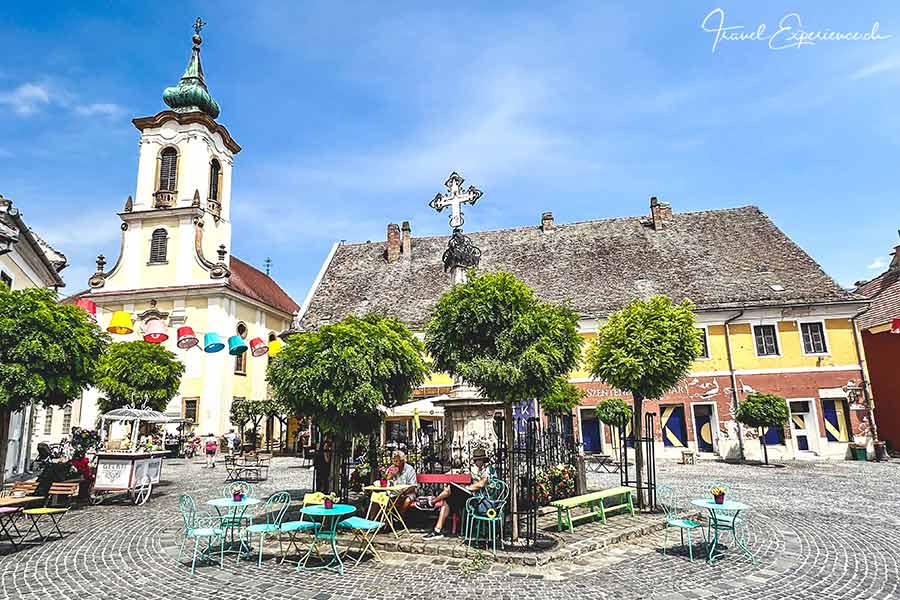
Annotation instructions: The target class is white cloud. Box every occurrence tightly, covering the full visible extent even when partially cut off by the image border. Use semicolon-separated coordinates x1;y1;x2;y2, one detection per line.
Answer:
852;57;900;80
0;82;52;116
867;257;887;270
74;102;125;118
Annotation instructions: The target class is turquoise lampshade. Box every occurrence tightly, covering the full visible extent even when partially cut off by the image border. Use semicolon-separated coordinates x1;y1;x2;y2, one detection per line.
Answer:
228;335;248;356
204;332;225;353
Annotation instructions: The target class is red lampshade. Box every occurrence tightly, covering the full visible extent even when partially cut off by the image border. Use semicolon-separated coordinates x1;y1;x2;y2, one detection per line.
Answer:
249;337;269;357
892;318;900;334
74;298;97;319
143;319;168;344
177;326;199;349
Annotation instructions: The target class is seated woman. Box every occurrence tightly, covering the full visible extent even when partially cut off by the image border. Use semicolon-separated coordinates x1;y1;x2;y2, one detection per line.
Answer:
422;448;491;540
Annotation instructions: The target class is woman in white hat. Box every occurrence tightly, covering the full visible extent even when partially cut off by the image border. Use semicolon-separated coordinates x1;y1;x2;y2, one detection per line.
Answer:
422;448;492;540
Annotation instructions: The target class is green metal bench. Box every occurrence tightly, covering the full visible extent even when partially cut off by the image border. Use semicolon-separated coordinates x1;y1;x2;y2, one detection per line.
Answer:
550;486;635;532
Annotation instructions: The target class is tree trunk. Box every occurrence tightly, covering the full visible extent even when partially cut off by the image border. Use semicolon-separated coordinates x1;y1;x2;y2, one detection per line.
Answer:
760;427;769;465
329;431;344;497
0;408;10;488
504;403;518;541
632;394;645;509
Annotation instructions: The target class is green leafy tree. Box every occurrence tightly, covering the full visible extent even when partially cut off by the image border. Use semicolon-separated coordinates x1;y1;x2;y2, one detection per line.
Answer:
594;398;634;447
540;379;585;417
229;397;294;449
94;341;184;414
268;313;428;492
586;296;701;507
0;286;108;485
425;271;582;539
735;392;789;465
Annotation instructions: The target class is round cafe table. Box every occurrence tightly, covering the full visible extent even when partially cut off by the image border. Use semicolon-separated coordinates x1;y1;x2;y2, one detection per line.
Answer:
207;496;260;556
690;498;756;565
298;503;356;575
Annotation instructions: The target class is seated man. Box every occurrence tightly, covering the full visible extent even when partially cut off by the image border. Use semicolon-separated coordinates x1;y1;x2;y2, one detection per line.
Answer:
385;450;417;513
422;448;492;540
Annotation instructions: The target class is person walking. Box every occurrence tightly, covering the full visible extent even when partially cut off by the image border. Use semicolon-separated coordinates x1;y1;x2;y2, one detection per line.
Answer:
204;432;219;468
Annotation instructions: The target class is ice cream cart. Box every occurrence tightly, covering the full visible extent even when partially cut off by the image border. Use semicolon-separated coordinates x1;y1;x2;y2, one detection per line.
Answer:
91;408;175;505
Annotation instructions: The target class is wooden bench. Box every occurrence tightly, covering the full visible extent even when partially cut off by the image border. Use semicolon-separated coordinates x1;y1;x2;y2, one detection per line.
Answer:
550;486;635;532
415;473;472;535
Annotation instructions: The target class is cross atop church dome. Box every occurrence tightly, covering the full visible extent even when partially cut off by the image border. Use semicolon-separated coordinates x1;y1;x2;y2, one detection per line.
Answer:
162;17;221;119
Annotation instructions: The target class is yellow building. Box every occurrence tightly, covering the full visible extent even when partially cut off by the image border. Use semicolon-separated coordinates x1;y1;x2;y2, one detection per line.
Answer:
65;25;298;441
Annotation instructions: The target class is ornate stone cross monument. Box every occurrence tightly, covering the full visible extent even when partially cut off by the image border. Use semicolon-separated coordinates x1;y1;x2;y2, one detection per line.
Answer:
429;172;483;285
429;172;483;230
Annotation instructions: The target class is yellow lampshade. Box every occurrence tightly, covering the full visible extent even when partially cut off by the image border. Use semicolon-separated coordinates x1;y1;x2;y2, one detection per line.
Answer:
107;311;134;335
268;338;283;356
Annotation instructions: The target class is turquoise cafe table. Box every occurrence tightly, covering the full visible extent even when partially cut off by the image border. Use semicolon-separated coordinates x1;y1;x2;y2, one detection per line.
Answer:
298;503;356;575
690;498;756;565
207;496;260;557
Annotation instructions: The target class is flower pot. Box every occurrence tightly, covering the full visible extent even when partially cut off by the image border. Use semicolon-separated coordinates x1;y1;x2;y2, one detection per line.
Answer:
713;494;725;505
233;492;243;502
379;479;388;487
324;499;334;510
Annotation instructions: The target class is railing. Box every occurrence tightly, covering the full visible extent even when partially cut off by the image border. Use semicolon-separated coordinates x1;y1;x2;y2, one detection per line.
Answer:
153;190;177;208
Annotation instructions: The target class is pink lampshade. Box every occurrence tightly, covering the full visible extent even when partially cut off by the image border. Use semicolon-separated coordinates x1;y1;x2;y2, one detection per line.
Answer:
892;318;900;334
248;337;268;357
74;298;97;319
143;319;168;344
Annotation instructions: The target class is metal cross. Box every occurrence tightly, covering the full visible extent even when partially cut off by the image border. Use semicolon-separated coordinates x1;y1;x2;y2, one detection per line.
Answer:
429;172;483;230
193;17;206;36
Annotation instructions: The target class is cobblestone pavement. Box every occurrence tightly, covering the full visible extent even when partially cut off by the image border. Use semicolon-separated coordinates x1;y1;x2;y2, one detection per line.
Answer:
1;456;898;600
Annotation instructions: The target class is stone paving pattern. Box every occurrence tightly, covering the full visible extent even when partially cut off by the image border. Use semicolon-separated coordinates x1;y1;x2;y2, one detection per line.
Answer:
1;456;899;600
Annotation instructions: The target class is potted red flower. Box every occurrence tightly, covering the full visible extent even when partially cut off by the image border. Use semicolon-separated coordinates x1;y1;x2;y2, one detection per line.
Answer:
323;494;337;510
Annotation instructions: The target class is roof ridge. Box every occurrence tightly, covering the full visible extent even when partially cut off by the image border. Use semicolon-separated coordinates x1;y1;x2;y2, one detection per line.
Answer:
338;204;762;247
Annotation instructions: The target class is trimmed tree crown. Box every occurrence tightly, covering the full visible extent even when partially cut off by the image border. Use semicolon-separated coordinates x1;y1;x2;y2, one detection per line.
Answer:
735;392;790;429
595;398;634;426
587;296;701;400
425;271;582;405
267;313;427;435
539;379;585;416
0;287;108;411
94;340;184;413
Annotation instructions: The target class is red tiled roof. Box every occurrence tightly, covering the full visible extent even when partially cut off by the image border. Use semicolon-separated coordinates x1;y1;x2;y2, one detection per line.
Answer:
228;256;299;315
856;268;900;330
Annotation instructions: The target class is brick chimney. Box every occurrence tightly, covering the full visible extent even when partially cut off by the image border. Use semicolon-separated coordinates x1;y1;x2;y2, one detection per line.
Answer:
386;223;401;263
650;196;672;230
541;211;554;232
401;221;411;256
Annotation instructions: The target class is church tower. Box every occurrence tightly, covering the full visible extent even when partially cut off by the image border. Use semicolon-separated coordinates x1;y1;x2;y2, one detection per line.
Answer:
89;18;240;292
69;20;299;440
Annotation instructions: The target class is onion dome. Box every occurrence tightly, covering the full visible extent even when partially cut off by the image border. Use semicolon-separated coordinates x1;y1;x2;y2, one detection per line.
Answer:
162;18;220;120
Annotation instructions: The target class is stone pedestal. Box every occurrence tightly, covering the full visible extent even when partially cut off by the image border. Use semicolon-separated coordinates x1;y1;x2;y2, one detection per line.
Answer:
433;384;504;452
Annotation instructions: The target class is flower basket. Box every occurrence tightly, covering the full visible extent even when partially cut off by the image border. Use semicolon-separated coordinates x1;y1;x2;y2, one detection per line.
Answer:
710;486;727;505
324;499;334;510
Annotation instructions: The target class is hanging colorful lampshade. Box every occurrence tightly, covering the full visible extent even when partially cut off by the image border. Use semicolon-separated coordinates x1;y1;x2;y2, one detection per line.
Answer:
248;337;268;357
143;319;169;344
228;335;249;356
107;311;134;335
204;332;225;353
268;338;283;356
74;298;97;320
177;326;199;349
891;318;900;334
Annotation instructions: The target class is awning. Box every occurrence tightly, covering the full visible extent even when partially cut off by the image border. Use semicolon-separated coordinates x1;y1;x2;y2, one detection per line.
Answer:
379;397;446;418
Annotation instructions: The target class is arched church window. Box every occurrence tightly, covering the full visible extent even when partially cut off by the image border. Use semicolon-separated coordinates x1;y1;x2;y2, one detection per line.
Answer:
209;159;221;201
158;147;178;192
149;228;168;264
234;322;248;375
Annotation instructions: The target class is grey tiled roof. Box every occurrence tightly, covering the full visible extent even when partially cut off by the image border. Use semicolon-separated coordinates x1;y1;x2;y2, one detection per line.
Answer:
299;205;860;331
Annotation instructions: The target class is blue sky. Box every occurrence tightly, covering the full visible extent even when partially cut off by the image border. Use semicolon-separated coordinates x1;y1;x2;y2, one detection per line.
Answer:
2;2;900;303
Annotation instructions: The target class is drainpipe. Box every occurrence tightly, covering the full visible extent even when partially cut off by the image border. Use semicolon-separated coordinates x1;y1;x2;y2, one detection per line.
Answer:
850;307;878;442
723;311;745;460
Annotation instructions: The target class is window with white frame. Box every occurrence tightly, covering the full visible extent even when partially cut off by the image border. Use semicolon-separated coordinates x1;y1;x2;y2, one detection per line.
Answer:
43;410;53;435
800;322;828;354
697;327;710;359
753;324;779;356
62;405;72;432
